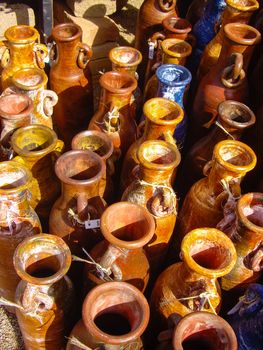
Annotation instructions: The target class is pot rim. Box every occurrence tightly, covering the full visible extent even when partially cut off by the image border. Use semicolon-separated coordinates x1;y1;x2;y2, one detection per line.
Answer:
224;23;261;46
99;71;137;94
156;64;192;87
109;46;142;67
0;93;33;119
237;192;263;234
12;67;48;91
4;25;39;43
162;16;192;34
51;22;82;42
161;38;192;58
226;0;259;12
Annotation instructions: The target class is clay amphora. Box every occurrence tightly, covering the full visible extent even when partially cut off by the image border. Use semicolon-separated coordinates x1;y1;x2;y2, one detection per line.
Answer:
151;228;236;332
219;192;263;291
71;130;114;202
191;23;261;145
198;0;259;79
49;150;106;257
88;71;138;158
84;202;155;293
49;23;93;148
11;125;63;224
176;140;257;241
1;25;48;90
0;161;41;304
135;0;179;87
66;281;149;350
121;98;183;191
14;234;74;350
122;140;181;272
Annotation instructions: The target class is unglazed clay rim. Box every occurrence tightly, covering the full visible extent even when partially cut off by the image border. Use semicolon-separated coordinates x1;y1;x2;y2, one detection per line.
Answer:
173;311;238;350
143;98;184;126
237;192;263;234
224;23;261;46
100;202;155;249
226;0;259;12
13;234;72;285
82;281;150;344
0;93;33;119
217;100;256;129
100;71;137;94
12;67;48;91
11;124;58;158
181;228;237;278
109;46;142;67
51;22;82;42
4;25;39;43
162;16;192;34
71;130;114;161
161;39;192;58
214;140;257;172
55;149;105;185
156;64;192;86
137;140;181;171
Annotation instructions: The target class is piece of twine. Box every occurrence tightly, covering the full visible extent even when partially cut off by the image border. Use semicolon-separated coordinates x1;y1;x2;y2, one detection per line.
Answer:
66;336;98;350
214;121;235;140
177;291;218;315
67;337;141;350
95;106;121;134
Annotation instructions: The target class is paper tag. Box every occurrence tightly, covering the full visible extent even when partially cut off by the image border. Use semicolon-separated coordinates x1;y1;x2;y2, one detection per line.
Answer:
148;41;155;60
85;219;100;229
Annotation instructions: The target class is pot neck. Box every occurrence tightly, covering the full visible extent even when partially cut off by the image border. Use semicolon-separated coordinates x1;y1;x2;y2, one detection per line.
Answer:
99;89;133;116
142;119;177;141
53;37;80;69
61;179;100;203
139;165;174;186
0;190;31;221
7;41;36;68
112;64;138;78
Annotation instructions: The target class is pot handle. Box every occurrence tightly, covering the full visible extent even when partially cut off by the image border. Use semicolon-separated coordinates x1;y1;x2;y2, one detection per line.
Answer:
158;0;176;12
163;130;177;146
1;48;10;68
221;53;245;88
40;89;58;117
34;43;49;69
150;31;166;46
52;139;64;161
77;43;93;69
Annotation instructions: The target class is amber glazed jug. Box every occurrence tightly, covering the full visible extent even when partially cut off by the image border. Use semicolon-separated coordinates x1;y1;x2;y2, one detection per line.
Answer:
176;140;257;241
1;25;48;90
0;161;41;304
122;140;181;273
85;202;155;292
14;234;74;350
66;281;149;349
50;23;93;148
150;228;236;331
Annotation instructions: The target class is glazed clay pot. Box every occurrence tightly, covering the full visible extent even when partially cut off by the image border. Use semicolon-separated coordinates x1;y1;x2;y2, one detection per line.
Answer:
84;202;155;292
1;25;48;90
67;282;149;350
220;192;263;291
11;125;63;224
176;140;257;242
122;140;181;273
0;161;41;304
150;228;237;331
14;234;74;350
49;23;93;148
121;98;183;191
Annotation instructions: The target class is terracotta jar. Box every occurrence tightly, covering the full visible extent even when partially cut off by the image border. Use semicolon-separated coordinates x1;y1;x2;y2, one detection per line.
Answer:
121;98;183;191
220;193;263;291
49;23;93;148
198;0;259;79
176;140;257;242
1;25;48;90
191;23;261;145
150;228;236;332
71;130;114;202
67;281;149;350
0;161;41;304
14;234;74;350
122;140;181;273
49;150;106;257
84;202;155;293
88;71;138;158
11;125;63;224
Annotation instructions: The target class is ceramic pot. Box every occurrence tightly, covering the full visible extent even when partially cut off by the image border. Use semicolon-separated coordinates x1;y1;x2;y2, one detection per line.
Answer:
14;234;74;350
84;201;155;292
0;161;41;304
49;23;93;148
66;281;149;350
1;25;48;90
121;98;183;192
122;140;181;273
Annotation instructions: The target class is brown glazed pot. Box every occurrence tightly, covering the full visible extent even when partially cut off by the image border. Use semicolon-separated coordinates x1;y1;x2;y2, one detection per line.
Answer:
0;161;41;304
66;281;149;350
176;140;257;242
220;192;263;291
88;71;138;157
191;23;261;145
49;23;93;148
1;25;48;90
84;202;155;292
14;234;74;350
150;228;237;332
122;140;181;273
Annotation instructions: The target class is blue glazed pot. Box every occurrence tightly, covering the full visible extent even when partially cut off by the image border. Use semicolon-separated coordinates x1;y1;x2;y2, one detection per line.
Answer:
156;64;192;148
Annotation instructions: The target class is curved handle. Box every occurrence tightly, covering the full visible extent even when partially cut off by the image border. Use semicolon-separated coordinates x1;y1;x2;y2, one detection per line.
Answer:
150;187;177;217
34;43;48;69
77;43;93;69
221;53;245;88
1;48;10;68
106;156;115;176
41;90;58;117
202;160;213;177
151;31;166;45
12;155;25;164
158;0;176;12
52;139;64;161
162;130;176;146
137;120;145;138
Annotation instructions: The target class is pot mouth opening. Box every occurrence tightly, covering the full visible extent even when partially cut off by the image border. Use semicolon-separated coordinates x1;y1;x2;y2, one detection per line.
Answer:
53;23;81;40
164;16;192;33
0;94;32;117
238;193;263;229
156;64;192;86
100;71;137;93
218;101;255;127
0;161;30;192
5;25;38;42
226;0;259;11
12;68;47;90
110;47;142;66
224;23;260;45
162;40;192;57
144;98;183;124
